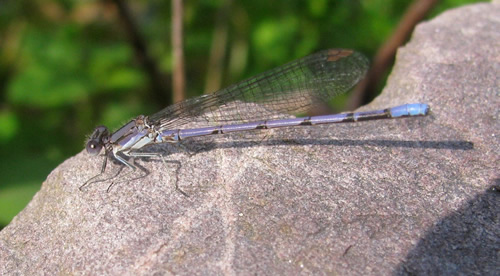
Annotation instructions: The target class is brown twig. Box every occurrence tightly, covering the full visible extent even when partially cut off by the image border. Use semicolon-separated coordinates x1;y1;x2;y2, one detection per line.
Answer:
348;0;439;109
204;0;232;94
172;0;185;103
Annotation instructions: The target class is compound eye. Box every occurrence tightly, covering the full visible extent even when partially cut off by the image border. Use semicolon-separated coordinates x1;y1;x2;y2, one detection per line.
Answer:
86;140;103;156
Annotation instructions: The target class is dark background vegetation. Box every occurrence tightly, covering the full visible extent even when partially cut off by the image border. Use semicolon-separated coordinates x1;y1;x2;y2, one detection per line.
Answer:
0;0;483;228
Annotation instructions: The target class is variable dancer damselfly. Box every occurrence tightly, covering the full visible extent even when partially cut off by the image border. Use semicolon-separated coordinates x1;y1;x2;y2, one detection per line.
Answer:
81;49;429;193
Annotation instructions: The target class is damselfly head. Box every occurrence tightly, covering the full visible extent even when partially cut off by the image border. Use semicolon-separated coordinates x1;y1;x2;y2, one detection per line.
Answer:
86;126;109;155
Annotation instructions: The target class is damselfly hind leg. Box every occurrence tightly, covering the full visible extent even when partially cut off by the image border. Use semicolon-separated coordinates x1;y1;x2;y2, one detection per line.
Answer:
104;158;150;192
128;151;188;197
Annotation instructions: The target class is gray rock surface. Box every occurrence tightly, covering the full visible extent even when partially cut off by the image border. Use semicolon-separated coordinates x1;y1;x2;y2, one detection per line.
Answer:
1;3;498;275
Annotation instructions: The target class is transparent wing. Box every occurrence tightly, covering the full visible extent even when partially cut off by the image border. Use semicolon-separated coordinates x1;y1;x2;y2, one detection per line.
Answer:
149;49;369;129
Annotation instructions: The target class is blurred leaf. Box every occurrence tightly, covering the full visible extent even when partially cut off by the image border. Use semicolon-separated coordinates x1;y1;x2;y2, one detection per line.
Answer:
7;25;90;107
89;44;145;92
0;110;19;143
252;16;298;65
104;68;146;91
308;0;328;17
8;64;88;107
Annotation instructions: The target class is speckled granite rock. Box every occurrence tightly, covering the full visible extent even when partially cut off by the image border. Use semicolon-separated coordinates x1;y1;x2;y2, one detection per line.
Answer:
0;3;498;275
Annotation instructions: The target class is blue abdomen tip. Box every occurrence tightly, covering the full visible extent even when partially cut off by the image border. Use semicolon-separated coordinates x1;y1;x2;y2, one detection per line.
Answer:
390;103;430;117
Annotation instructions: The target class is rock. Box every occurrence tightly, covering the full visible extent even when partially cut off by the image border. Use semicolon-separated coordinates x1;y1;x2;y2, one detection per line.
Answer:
1;3;498;275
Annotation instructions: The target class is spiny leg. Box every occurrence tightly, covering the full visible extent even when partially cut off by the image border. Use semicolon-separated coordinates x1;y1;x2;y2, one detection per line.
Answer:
170;141;196;157
104;152;150;192
128;151;188;197
80;165;126;191
105;161;150;192
80;154;125;191
161;157;187;197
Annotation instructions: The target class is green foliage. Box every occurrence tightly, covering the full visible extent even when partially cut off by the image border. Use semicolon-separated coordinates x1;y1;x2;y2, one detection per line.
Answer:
0;0;485;228
8;26;87;107
8;25;145;108
0;110;19;142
